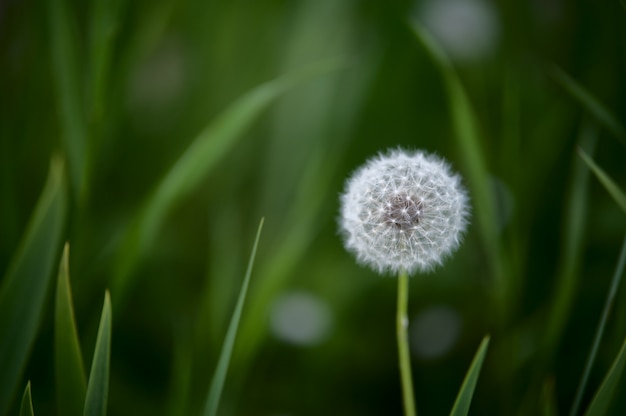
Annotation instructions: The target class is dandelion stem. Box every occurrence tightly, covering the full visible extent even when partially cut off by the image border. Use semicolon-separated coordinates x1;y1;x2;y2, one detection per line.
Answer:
397;270;417;416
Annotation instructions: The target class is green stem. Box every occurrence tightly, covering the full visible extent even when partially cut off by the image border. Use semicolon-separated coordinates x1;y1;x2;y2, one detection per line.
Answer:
397;270;417;416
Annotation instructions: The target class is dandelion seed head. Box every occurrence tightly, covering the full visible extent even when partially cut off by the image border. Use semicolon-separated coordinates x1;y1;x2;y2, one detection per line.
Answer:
339;148;470;275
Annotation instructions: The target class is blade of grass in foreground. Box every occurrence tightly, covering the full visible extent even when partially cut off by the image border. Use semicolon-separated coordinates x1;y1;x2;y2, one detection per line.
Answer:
55;243;87;416
577;148;626;214
20;382;34;416
584;334;626;416
0;158;68;415
572;236;626;416
450;336;490;416
83;291;112;416
233;43;381;366
112;60;343;306
548;66;626;147
202;218;264;416
409;22;506;317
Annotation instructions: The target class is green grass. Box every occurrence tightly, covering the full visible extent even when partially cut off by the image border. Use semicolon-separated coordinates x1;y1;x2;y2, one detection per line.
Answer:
584;334;626;415
47;0;88;200
577;149;626;214
548;66;626;147
572;236;626;415
111;59;343;307
450;336;490;416
19;382;34;416
202;218;264;416
410;22;507;320
55;244;87;416
0;159;67;414
83;292;112;416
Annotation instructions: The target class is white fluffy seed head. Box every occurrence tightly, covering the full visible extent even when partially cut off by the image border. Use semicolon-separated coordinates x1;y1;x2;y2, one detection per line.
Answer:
339;148;470;275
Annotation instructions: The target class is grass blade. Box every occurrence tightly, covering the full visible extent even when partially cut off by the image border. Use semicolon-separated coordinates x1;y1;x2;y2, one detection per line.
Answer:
450;336;490;416
167;328;193;416
0;158;68;414
83;291;112;416
19;382;34;416
55;243;87;416
577;148;626;214
541;378;559;416
409;22;506;315
584;334;626;415
202;218;264;416
231;48;378;372
89;0;121;121
574;236;626;416
548;66;626;147
48;0;88;198
541;124;596;373
112;60;342;305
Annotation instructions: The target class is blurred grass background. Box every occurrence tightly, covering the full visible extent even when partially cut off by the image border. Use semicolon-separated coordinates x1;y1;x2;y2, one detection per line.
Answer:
1;0;626;414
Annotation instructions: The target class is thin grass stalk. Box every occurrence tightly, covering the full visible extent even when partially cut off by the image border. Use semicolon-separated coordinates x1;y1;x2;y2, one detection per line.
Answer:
397;270;417;416
569;234;626;416
203;218;264;416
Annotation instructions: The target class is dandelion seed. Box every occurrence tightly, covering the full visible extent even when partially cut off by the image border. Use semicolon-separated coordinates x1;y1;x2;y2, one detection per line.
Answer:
339;148;470;275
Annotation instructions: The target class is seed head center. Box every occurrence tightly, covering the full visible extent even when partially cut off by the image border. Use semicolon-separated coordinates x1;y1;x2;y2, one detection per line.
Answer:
384;193;423;231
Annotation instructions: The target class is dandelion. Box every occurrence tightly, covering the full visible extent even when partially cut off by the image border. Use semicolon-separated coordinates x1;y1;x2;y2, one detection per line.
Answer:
339;148;469;276
339;148;470;416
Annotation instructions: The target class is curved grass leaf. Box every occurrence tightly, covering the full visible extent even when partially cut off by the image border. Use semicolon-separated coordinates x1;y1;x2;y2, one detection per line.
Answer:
83;291;112;416
48;0;88;198
112;60;343;305
450;336;490;416
409;22;506;314
55;243;87;416
573;235;626;416
202;218;264;416
548;66;626;147
231;48;378;374
20;382;34;416
234;147;341;368
577;148;626;214
584;335;626;415
0;158;68;415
